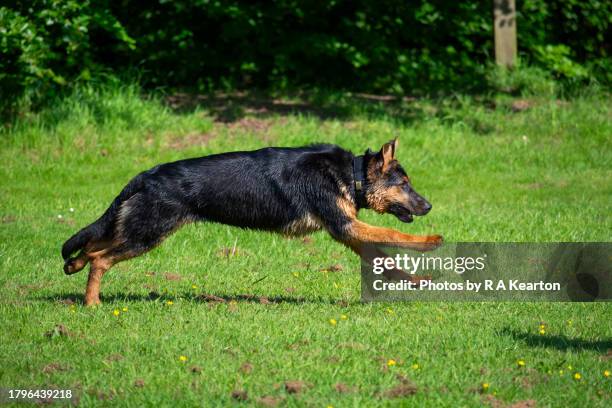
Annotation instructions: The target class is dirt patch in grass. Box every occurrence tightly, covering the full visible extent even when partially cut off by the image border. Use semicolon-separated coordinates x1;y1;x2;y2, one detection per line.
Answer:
257;395;283;407
380;374;418;399
321;264;343;272
327;356;340;364
510;400;537;408
167;116;280;150
381;383;417;398
133;379;145;388
42;362;71;374
513;368;547;390
483;395;537;408
105;354;124;362
168;131;217;150
338;342;365;350
196;294;226;303
284;380;311;394
44;324;72;338
240;362;253;374
231;389;248;401
287;339;310;350
163;272;182;281
88;388;116;401
1;215;16;224
190;365;202;374
228;117;276;135
483;395;505;408
511;99;533;112
334;382;356;393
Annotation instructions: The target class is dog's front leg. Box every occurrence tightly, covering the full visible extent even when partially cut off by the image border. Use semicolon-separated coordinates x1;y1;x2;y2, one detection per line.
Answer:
328;219;442;282
343;220;442;253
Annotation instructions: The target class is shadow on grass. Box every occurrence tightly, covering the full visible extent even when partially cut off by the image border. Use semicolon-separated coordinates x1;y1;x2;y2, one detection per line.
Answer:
42;292;350;306
164;90;508;136
501;328;612;353
165;90;431;125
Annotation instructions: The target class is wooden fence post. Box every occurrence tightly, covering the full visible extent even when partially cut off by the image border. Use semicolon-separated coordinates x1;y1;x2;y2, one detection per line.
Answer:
493;0;517;67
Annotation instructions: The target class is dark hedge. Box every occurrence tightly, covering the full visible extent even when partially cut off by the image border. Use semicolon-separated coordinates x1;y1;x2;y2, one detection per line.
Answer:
1;0;610;114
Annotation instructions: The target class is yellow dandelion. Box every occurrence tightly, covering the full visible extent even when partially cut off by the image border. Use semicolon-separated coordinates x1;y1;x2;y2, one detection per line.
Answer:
603;370;610;378
411;363;419;370
567;365;572;370
517;359;525;367
327;405;333;408
166;300;174;306
573;372;581;380
567;319;572;325
539;324;545;330
292;272;299;278
112;309;120;316
559;370;564;375
179;355;188;362
387;359;396;367
539;328;546;335
340;314;348;320
329;318;337;326
191;284;197;289
386;308;394;315
122;307;128;312
482;383;490;391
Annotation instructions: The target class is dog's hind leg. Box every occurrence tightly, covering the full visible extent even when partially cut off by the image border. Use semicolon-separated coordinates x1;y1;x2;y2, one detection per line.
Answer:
84;255;112;306
81;193;190;305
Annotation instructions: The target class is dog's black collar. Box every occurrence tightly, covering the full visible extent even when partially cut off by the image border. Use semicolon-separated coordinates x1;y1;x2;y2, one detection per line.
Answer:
353;154;369;209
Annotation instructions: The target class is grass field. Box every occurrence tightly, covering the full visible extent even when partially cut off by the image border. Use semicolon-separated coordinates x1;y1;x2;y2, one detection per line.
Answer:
0;85;611;406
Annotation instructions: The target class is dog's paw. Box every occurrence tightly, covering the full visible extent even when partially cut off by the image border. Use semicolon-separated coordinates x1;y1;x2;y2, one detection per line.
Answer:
421;234;443;251
409;274;432;285
427;234;443;245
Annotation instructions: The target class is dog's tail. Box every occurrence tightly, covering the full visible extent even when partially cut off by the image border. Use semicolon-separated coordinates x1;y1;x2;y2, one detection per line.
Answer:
61;174;145;273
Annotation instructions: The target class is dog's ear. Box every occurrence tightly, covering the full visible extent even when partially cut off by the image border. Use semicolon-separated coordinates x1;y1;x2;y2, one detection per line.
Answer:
376;138;398;172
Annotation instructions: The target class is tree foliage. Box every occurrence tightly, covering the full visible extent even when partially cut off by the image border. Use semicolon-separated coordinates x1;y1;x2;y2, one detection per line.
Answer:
1;0;610;115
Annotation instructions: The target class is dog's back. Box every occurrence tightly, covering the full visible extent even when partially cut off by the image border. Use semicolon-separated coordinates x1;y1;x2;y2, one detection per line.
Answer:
140;143;354;229
62;144;355;282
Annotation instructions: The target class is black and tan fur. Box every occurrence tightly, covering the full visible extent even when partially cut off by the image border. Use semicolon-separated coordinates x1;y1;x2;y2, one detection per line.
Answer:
62;139;442;305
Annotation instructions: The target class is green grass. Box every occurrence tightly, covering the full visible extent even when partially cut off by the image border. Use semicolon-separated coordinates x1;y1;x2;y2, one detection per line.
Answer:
0;84;611;406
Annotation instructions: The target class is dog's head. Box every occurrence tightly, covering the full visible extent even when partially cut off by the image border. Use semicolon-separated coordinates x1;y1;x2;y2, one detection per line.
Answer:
364;138;432;223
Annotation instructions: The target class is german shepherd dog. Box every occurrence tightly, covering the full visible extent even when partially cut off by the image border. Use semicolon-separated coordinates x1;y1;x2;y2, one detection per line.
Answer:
62;139;442;305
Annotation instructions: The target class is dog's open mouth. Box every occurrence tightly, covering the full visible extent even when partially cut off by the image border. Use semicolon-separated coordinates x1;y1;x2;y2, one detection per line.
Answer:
389;204;414;223
397;212;413;223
